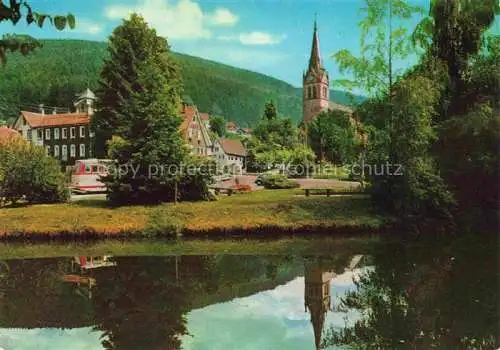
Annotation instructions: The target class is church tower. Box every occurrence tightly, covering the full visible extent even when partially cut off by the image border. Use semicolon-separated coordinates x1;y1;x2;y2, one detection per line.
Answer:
303;19;330;124
304;265;335;350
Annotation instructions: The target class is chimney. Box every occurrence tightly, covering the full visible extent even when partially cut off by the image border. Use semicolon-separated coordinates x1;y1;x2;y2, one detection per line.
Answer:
52;107;57;115
39;104;45;115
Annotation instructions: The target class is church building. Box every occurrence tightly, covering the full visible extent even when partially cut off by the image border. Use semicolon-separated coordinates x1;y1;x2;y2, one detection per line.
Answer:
303;20;352;124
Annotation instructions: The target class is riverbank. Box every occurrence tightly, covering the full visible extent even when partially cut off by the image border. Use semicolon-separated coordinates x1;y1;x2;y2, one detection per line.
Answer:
0;189;385;240
0;236;380;259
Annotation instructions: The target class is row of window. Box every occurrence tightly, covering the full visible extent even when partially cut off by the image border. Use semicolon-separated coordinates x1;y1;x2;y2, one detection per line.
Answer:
305;85;328;100
217;154;241;161
37;126;91;141
45;144;87;160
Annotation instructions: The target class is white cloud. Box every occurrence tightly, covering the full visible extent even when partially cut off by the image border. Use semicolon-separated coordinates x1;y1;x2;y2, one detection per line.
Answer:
187;44;290;69
74;19;103;35
240;32;286;45
217;32;286;46
104;0;238;40
208;8;239;27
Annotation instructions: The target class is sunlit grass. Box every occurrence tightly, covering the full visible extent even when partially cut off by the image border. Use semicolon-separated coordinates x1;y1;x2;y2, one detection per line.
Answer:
0;190;385;238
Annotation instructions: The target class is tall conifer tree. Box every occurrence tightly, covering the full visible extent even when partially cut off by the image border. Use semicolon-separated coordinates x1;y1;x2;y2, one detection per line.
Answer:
91;14;186;204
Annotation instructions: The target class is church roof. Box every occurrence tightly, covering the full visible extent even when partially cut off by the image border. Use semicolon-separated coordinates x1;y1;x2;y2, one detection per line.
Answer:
308;20;324;72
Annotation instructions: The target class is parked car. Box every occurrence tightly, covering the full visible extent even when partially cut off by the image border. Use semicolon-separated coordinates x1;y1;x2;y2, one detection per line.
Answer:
255;174;265;186
255;169;280;185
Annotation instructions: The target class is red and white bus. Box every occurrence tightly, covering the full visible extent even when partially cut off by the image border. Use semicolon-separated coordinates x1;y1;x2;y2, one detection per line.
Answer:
71;159;113;193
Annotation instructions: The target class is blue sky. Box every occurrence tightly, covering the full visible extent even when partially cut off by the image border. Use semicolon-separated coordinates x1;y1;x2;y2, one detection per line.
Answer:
1;0;498;88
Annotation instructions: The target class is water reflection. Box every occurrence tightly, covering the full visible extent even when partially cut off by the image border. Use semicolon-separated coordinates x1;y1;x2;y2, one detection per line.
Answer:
0;236;497;350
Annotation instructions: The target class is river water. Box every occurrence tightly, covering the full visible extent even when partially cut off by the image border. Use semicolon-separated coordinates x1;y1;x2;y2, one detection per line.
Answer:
0;234;497;350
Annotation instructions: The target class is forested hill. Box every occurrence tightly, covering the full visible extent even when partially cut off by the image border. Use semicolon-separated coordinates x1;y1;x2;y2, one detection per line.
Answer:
0;39;361;126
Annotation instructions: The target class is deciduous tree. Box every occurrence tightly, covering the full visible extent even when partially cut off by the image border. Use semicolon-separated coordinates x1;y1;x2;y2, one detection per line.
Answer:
209;115;226;138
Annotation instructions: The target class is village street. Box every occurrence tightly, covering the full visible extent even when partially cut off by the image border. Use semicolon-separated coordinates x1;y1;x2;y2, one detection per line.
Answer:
70;175;361;201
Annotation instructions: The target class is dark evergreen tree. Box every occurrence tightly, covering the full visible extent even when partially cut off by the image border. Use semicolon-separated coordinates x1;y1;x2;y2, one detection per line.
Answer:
92;14;186;204
263;101;277;120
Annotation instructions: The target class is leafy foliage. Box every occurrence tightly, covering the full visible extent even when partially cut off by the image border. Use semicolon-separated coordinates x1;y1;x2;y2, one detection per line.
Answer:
308;109;361;165
0;0;75;64
332;0;424;97
209;115;226;138
0;138;69;204
371;75;455;220
260;175;299;189
246;107;317;172
342;0;498;226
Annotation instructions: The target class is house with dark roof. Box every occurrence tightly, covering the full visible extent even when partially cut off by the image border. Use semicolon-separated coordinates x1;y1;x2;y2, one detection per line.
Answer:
213;138;247;171
179;103;213;157
11;89;96;165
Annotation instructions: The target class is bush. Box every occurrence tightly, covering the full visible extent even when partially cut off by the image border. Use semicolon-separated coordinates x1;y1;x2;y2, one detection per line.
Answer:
0;139;69;204
104;157;216;205
260;175;299;189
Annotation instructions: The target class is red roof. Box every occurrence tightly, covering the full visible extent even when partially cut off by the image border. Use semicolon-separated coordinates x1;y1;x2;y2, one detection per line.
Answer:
0;126;20;143
199;113;209;121
179;105;198;137
219;138;246;157
21;111;90;127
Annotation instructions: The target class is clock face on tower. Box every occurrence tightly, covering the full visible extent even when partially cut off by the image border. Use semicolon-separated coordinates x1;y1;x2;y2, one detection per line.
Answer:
306;75;315;83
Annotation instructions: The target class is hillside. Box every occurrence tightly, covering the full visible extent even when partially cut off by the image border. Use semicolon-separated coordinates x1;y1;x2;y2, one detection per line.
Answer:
0;39;361;126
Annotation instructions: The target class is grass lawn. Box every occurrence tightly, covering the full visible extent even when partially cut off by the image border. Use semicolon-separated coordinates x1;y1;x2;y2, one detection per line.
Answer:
0;189;385;239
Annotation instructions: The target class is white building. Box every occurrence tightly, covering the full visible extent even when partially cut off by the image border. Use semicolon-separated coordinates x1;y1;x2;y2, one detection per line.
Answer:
212;138;246;172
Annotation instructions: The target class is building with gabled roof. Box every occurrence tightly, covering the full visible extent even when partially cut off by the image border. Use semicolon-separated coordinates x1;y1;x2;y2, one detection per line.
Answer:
179;103;213;157
212;137;246;172
11;90;96;165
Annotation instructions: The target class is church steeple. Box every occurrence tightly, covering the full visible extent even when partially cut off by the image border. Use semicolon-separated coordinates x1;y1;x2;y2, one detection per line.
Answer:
308;16;323;72
302;17;330;124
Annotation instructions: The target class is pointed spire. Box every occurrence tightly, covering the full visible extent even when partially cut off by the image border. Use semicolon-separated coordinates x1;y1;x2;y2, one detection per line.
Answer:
304;266;334;350
308;16;322;72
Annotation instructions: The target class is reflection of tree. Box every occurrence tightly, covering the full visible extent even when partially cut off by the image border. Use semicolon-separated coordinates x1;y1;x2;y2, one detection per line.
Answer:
0;258;93;328
322;235;499;349
92;256;214;350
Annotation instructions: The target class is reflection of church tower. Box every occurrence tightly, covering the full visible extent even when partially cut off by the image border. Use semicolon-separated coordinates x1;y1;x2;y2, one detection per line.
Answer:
304;265;335;350
303;19;330;124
